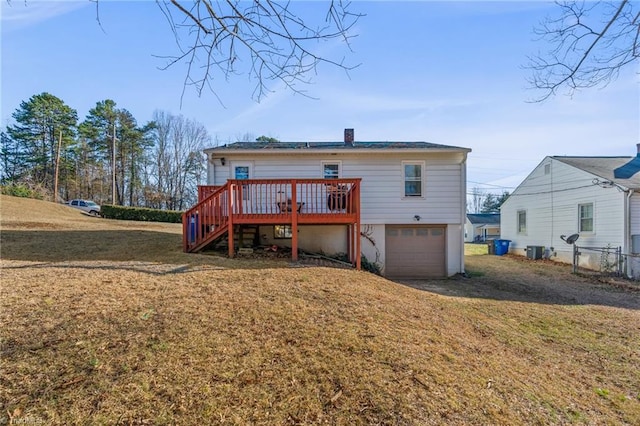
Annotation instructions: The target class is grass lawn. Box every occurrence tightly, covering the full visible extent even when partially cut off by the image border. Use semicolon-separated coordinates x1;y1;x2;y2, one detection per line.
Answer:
465;242;489;256
1;195;639;425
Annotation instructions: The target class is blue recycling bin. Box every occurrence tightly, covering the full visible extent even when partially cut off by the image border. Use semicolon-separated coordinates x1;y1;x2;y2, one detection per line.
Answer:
188;213;199;243
494;239;511;256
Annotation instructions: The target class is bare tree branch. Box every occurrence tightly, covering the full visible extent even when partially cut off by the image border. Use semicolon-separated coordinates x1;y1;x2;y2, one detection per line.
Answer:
152;0;363;103
526;0;639;102
89;0;107;34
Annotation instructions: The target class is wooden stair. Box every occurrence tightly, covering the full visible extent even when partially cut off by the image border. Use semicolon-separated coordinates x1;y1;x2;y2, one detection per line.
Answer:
182;183;230;253
214;225;259;252
182;178;362;270
236;225;259;248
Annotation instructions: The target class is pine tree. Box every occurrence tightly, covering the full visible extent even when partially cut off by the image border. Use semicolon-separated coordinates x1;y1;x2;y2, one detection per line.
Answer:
5;93;77;200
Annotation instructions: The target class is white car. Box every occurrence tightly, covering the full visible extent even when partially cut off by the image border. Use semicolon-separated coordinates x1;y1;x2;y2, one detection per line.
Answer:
67;199;101;216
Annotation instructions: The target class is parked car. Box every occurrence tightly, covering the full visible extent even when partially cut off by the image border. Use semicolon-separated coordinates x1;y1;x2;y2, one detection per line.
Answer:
66;199;101;216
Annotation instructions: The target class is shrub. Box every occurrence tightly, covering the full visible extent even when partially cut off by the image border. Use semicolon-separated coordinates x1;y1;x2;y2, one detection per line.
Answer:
330;252;382;275
0;183;45;200
100;205;183;223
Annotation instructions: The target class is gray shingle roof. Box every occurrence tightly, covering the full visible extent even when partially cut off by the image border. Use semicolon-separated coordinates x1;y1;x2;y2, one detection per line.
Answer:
467;213;500;225
554;156;640;190
206;141;469;152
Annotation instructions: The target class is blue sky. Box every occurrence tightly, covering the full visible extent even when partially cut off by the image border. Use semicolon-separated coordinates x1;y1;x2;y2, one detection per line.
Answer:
1;1;638;194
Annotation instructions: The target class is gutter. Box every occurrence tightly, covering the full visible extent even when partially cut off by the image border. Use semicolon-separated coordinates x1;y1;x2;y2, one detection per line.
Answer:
203;147;472;156
625;188;634;275
460;154;468;275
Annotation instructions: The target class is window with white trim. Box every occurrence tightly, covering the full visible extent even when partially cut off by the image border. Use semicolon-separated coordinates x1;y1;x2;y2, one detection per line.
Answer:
578;203;594;232
403;162;423;197
274;225;292;239
517;210;527;234
322;161;340;179
234;163;252;200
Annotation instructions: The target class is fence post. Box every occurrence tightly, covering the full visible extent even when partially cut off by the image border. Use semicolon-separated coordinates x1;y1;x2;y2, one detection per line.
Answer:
617;246;622;276
572;244;578;274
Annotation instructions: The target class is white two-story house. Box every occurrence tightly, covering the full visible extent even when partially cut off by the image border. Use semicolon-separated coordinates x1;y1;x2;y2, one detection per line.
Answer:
183;129;471;279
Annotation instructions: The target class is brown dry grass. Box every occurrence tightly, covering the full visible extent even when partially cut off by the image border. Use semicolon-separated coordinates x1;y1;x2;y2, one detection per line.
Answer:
1;195;639;425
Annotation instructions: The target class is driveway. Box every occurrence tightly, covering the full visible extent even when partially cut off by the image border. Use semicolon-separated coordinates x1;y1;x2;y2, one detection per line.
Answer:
398;254;640;310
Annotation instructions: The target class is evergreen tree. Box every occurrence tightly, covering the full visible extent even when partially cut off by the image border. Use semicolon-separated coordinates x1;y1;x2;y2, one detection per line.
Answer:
5;93;77;200
255;135;280;143
79;100;121;204
116;110;155;206
481;191;510;213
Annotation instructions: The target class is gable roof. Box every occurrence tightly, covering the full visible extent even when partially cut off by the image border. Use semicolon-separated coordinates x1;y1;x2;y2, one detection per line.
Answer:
553;156;640;190
467;213;500;225
205;141;470;154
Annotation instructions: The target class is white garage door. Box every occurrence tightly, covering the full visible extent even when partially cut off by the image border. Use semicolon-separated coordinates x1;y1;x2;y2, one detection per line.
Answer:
385;225;446;278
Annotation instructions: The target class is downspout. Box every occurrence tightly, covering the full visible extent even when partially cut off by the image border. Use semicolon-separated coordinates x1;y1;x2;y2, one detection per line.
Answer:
625;188;634;276
461;154;468;274
207;154;215;185
550;158;554;257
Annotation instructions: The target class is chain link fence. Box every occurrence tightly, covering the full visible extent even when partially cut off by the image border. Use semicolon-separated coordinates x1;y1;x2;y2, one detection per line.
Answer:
572;245;623;277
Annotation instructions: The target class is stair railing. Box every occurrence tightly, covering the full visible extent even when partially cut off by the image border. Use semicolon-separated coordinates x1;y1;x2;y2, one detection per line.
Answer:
182;182;230;252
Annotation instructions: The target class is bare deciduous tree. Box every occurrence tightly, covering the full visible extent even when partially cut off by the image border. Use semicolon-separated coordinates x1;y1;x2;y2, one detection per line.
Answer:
147;111;209;210
468;186;486;214
527;0;639;101
153;0;363;102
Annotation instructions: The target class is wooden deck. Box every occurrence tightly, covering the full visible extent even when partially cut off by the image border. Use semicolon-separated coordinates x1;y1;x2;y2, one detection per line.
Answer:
182;179;362;269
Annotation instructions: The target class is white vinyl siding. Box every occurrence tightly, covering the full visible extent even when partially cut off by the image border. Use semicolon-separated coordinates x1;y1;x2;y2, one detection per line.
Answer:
630;194;640;235
209;152;466;224
500;157;626;262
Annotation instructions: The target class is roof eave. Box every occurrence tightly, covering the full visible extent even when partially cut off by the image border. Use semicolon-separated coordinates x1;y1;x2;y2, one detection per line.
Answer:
203;147;472;155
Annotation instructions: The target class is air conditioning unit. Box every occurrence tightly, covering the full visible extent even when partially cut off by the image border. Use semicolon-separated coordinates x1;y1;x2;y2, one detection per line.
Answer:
526;245;544;260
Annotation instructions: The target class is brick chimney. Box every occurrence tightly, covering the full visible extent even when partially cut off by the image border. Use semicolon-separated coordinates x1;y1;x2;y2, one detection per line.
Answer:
344;128;354;146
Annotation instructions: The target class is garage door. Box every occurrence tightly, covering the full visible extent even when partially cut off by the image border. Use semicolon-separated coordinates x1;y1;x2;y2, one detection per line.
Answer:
385;225;446;279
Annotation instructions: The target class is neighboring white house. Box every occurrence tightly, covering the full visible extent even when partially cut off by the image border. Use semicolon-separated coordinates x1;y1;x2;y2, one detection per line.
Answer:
201;129;471;279
500;147;640;277
465;213;500;242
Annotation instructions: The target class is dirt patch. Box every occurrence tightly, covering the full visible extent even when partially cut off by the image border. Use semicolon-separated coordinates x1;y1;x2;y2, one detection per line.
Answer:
399;253;639;310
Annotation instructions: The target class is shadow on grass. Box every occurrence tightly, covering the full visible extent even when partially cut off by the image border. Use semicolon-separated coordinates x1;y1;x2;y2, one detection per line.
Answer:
396;257;640;310
0;229;285;272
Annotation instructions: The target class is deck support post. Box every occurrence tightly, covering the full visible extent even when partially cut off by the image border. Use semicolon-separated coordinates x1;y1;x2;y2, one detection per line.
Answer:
291;180;298;261
355;183;361;270
347;224;353;264
228;184;235;258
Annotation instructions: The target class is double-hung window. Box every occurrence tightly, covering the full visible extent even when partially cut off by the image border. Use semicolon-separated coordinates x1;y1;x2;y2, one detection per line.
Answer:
403;162;423;197
517;210;527;234
578;203;594;232
322;162;340;179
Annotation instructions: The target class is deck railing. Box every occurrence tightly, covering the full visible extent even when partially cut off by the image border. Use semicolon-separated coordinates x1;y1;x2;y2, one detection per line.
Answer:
227;178;360;222
183;183;230;253
198;185;222;202
183;178;361;253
